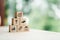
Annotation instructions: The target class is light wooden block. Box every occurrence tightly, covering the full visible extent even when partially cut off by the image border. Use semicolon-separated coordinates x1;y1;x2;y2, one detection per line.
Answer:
9;25;18;32
21;22;28;26
21;18;26;23
12;18;20;25
17;25;24;32
19;24;29;31
23;25;29;31
15;12;23;18
19;18;26;25
23;23;29;31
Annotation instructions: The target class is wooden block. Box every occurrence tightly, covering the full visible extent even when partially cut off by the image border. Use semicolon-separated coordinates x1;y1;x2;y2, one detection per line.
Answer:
15;12;23;18
15;26;18;32
21;18;26;23
12;18;14;25
19;18;26;25
21;22;28;26
9;25;13;32
9;25;18;32
15;12;17;18
9;25;11;32
12;18;20;25
17;25;23;32
18;17;23;24
18;24;29;31
24;25;29;31
22;23;29;31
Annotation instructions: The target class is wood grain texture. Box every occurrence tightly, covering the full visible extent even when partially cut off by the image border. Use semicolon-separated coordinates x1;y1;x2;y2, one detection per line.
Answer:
0;0;5;26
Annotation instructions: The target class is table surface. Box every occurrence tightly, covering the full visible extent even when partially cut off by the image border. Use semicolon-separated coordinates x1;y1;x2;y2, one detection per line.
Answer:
0;26;60;40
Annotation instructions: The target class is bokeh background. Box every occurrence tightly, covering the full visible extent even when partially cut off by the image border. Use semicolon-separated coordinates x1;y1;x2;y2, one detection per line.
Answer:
2;0;60;32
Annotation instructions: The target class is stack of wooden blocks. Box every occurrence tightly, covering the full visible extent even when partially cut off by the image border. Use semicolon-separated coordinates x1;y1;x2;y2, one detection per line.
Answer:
9;12;29;32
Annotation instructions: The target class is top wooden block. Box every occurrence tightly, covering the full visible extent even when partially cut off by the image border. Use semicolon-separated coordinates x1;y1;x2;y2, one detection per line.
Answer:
15;12;23;18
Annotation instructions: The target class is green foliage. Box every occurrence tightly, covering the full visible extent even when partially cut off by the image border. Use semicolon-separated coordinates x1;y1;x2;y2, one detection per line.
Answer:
44;24;52;31
48;0;58;4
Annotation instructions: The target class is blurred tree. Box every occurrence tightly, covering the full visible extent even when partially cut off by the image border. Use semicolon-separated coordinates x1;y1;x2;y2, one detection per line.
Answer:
5;0;16;25
22;0;32;15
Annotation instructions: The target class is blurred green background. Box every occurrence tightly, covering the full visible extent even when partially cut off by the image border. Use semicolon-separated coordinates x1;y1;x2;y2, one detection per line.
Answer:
5;0;60;32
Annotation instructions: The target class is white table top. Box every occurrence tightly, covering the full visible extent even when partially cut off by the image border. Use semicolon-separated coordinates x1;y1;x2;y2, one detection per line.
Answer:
0;26;60;40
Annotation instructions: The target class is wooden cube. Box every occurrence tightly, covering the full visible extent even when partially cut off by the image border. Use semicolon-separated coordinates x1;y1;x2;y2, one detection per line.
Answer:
9;25;18;32
19;18;26;25
23;25;29;31
12;18;20;25
15;12;23;18
17;25;23;32
19;24;29;31
21;18;26;23
21;22;28;26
